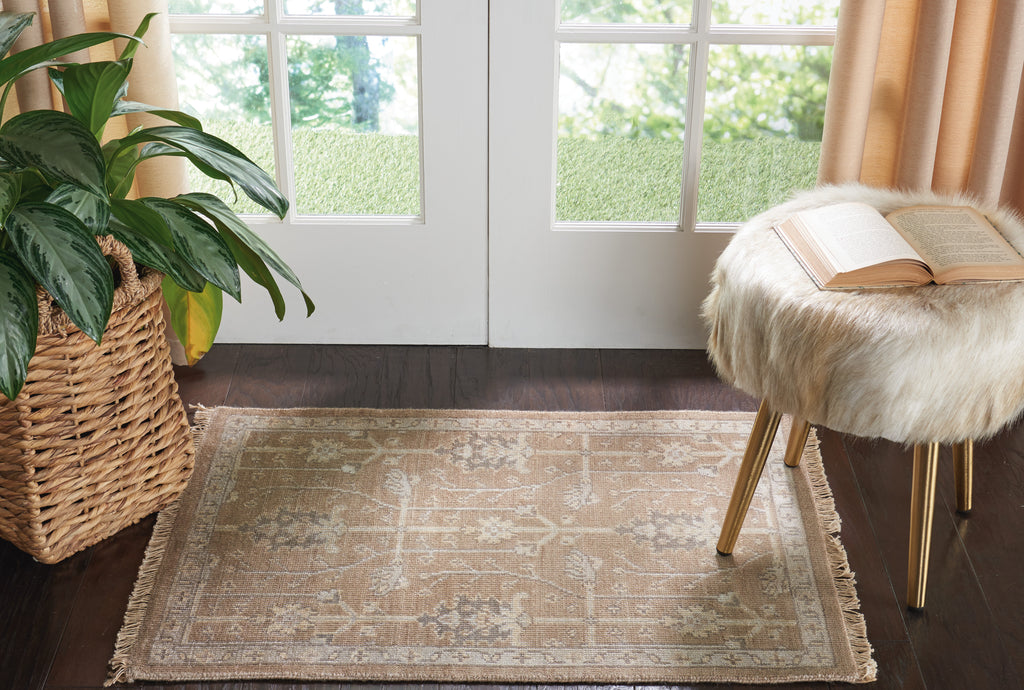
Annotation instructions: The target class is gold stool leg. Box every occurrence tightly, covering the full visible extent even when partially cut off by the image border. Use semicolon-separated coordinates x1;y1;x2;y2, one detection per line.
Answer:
784;418;811;468
907;442;940;609
717;399;782;556
953;439;973;514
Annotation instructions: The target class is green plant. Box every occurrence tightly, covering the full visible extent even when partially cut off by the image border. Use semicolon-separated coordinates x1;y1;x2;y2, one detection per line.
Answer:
0;12;313;400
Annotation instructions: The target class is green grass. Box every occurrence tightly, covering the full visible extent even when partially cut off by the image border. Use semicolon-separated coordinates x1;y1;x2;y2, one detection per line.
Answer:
189;121;819;222
556;136;821;223
189;122;421;216
698;138;821;223
556;137;683;223
291;129;420;215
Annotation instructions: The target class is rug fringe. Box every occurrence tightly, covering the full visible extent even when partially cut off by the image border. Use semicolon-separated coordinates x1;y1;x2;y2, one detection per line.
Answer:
107;406;215;685
801;427;878;683
105;497;181;686
190;403;215;447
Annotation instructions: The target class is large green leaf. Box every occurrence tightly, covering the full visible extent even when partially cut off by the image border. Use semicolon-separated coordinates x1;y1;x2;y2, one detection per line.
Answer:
110;101;203;130
8;169;45;203
0;30;138;86
0;111;105;196
140;142;233;187
46;184;109;234
138;198;241;301
109;198;173;245
0;171;20;221
119;127;287;217
0;13;33;60
0;249;38;401
106;215;206;293
47;64;66;95
119;13;156;60
102;138;140;199
176;192;314;316
161;277;222;366
5;203;113;343
59;59;132;137
218;225;286;320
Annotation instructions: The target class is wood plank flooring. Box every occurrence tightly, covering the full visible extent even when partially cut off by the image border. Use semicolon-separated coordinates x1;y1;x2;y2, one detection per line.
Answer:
2;345;1022;690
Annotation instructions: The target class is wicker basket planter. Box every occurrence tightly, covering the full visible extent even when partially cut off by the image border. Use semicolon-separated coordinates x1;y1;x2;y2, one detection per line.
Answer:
0;237;195;564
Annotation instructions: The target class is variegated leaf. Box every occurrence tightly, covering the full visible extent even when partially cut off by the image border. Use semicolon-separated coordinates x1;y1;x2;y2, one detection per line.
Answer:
46;184;109;234
0;249;38;401
176;192;314;316
0;171;20;220
5;203;113;343
110;198;173;245
107;217;206;293
218;225;286;320
120;127;287;217
0;13;34;60
0;111;105;197
139;198;241;301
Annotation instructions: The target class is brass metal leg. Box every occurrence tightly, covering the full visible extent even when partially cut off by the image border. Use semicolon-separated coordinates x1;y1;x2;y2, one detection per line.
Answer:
716;399;782;556
907;442;940;609
953;439;973;514
784;418;811;468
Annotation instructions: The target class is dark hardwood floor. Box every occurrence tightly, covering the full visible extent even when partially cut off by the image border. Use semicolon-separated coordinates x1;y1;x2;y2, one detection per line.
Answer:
2;345;1023;690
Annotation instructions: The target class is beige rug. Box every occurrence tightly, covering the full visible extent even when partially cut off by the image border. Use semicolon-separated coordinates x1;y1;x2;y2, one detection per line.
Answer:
108;407;876;685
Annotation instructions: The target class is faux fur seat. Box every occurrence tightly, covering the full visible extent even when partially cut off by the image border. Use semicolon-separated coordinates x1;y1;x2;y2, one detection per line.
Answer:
703;183;1024;445
703;183;1024;609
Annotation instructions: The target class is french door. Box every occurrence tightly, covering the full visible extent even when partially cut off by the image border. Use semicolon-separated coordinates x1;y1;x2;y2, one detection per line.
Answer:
170;1;833;348
171;1;489;345
489;1;833;348
489;0;733;349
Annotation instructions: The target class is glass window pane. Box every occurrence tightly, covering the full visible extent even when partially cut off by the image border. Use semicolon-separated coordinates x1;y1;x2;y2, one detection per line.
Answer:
557;43;688;222
711;0;840;25
288;35;420;215
560;0;692;24
169;0;263;14
172;33;275;215
285;0;417;17
698;44;832;223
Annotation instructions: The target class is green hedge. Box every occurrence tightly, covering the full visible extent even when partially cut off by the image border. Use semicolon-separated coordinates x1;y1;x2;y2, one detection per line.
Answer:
189;122;819;222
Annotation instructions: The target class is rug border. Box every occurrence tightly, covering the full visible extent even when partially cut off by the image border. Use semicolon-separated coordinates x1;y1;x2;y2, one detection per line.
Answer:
107;406;877;686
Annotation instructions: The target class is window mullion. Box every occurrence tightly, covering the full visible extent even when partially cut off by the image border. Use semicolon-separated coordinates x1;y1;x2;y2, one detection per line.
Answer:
709;25;835;46
680;0;711;232
168;14;419;35
266;0;296;221
556;24;697;43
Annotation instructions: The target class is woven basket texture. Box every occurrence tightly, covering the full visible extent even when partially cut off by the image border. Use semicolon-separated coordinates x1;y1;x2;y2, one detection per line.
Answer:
0;237;195;564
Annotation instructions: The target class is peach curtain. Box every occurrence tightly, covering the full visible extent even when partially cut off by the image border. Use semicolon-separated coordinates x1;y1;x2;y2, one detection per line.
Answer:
818;0;1024;213
2;0;188;198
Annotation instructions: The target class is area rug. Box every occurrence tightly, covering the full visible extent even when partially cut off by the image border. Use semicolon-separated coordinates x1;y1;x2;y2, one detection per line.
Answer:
108;407;876;685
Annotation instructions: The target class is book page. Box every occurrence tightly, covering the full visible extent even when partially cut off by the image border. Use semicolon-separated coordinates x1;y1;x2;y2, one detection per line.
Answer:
794;202;922;270
886;206;1024;269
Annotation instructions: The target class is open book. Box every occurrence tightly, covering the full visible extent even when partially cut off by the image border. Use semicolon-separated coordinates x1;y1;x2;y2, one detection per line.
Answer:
772;201;1024;288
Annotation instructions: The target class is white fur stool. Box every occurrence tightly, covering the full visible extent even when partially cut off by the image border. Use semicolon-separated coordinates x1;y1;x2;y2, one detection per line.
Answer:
702;183;1024;609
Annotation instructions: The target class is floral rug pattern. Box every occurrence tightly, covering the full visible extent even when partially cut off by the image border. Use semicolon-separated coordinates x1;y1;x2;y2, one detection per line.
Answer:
109;408;875;685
